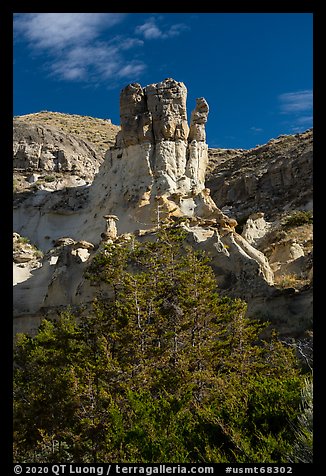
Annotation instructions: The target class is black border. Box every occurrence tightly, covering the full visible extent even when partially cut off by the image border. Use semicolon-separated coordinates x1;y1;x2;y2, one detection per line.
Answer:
4;3;319;473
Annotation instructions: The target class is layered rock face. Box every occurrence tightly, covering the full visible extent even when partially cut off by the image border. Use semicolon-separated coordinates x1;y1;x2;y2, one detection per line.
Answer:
13;120;101;182
206;129;313;221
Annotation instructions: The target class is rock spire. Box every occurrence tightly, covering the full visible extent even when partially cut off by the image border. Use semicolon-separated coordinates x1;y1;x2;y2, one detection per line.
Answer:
106;78;224;225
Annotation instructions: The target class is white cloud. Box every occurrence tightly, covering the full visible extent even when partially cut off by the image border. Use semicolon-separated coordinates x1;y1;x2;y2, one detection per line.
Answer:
278;90;313;132
136;18;163;39
14;13;125;50
250;126;263;133
294;115;313;125
118;37;144;50
117;62;146;78
59;66;87;81
14;13;146;84
49;42;146;82
278;90;313;114
135;17;188;40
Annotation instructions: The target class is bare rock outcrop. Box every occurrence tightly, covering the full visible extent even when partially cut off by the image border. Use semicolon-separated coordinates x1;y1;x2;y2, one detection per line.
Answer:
206;130;313;221
241;213;272;247
114;79;207;195
13;79;234;252
13;120;101;182
188;97;209;142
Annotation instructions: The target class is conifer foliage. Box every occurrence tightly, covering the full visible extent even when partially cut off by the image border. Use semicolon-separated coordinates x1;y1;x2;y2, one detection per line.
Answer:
14;228;305;463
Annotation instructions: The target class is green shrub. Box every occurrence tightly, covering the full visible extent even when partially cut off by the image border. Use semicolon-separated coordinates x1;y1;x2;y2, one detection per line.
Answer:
17;236;30;244
282;210;313;228
288;375;313;463
44;175;56;183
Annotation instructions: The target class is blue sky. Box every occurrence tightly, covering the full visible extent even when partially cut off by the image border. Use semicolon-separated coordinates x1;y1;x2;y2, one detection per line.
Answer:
13;13;313;149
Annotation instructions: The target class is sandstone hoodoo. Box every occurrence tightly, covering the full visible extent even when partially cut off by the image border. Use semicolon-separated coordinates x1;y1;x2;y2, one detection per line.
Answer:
110;78;217;221
13;78;312;339
102;214;119;242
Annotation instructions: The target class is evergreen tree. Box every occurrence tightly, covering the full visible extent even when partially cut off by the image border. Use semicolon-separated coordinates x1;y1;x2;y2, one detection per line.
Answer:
14;227;306;463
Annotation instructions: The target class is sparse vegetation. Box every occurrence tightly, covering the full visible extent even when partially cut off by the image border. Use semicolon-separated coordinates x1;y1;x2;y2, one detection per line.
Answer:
17;236;30;245
282;210;313;229
288;375;313;463
274;273;309;289
44;175;56;182
14;234;44;259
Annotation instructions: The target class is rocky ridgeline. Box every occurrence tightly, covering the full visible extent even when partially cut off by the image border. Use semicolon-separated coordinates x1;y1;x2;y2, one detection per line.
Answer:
13;79;313;339
14;111;119;156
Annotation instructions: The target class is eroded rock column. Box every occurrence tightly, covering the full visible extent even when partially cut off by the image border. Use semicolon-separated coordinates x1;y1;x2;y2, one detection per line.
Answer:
186;97;210;191
116;82;153;147
106;78;219;223
113;78;211;198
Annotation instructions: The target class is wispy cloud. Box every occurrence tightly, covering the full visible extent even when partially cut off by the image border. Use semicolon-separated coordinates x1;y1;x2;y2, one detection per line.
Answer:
278;89;313;131
250;126;263;133
295;115;313;125
278;90;313;114
14;13;146;83
289;115;313;133
135;17;188;40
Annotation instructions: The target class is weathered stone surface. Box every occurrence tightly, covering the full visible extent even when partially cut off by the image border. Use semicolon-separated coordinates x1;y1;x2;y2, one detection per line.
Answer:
186;141;209;192
146;78;189;142
206;129;313;221
13;120;101;182
102;215;119;241
269;240;305;266
111;79;212;209
188;97;209;142
117;83;152;147
242;212;271;247
114;79;210;198
231;232;274;285
14;111;120;158
73;240;94;250
13;233;43;291
181;226;273;294
116;78;190;147
54;237;76;247
13;233;42;265
13;79;212;239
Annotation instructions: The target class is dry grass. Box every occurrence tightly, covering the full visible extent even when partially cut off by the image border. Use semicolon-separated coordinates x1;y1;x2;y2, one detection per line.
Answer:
274;273;311;290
